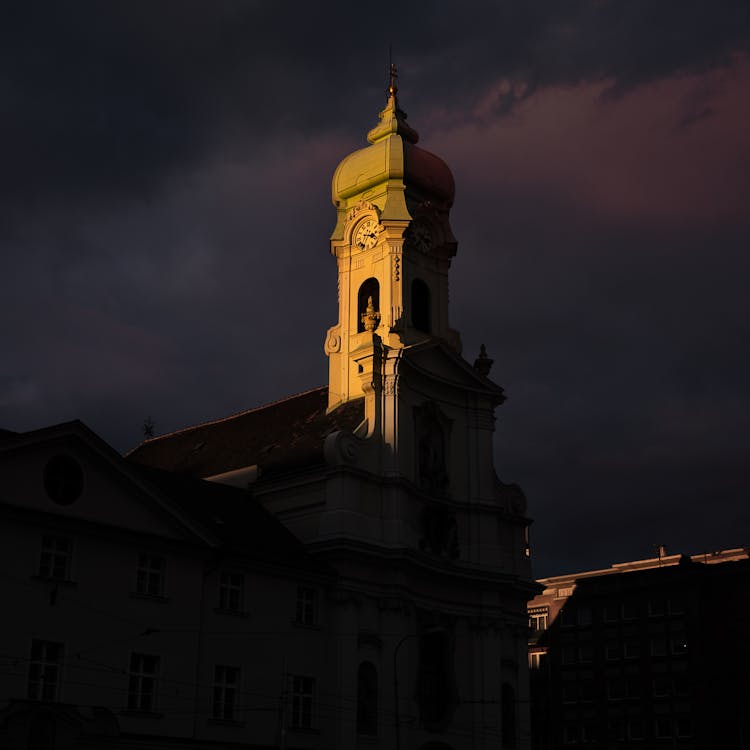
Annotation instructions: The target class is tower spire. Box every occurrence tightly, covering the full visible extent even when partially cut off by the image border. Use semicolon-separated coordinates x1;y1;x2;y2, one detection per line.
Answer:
388;62;398;100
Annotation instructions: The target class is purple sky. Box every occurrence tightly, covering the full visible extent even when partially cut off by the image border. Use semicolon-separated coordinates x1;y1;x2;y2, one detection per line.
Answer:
3;2;749;576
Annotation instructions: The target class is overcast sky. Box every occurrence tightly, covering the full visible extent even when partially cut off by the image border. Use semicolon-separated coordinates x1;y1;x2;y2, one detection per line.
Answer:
3;1;749;576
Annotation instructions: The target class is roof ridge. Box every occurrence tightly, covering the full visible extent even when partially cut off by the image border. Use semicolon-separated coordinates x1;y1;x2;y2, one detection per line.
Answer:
124;385;327;456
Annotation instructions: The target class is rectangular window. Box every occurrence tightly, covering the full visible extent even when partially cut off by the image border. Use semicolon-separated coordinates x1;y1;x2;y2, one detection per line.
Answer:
562;684;577;703
622;602;637;620
39;537;72;581
653;677;670;697
676;716;692;737
218;572;244;612
295;587;318;626
671;637;688;655
627;719;643;740
609;719;625;742
648;598;665;617
212;665;240;721
578;644;593;663
650;638;666;656
655;717;672;738
623;640;640;659
603;603;620;622
579;680;594;702
674;674;690;697
563;724;577;745
668;597;686;615
290;675;315;729
128;653;159;712
528;650;546;669
626;675;640;699
607;678;625;701
561;645;577;665
28;640;63;701
136;555;165;597
528;607;549;632
559;607;576;627
605;642;621;661
577;607;592;626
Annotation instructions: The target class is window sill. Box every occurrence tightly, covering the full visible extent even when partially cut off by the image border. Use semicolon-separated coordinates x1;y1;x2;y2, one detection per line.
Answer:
207;718;246;727
120;710;164;719
32;576;77;588
213;607;249;618
129;592;169;603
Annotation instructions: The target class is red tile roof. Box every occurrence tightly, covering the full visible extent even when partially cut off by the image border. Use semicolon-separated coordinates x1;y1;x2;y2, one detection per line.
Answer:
126;386;364;479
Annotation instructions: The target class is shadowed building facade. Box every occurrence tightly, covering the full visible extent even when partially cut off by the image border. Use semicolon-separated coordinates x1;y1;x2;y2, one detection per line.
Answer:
0;76;537;750
527;548;750;749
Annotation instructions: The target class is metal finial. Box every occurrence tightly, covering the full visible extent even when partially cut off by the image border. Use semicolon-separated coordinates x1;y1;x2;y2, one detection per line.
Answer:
388;62;398;98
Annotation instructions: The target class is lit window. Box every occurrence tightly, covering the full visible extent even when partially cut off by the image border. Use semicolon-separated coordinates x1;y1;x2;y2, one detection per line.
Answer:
295;587;318;626
218;572;244;612
212;665;240;721
39;536;72;581
671;637;688;655
28;640;63;701
290;675;315;729
528;607;549;632
128;653;159;712
528;651;547;669
655;717;672;738
136;555;165;597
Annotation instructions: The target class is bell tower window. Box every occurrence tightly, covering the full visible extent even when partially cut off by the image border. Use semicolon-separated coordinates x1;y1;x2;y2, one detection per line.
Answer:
357;278;380;333
412;278;431;333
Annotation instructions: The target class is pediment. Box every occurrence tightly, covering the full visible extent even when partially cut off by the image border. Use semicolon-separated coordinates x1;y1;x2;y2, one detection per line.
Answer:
0;422;217;546
401;341;505;403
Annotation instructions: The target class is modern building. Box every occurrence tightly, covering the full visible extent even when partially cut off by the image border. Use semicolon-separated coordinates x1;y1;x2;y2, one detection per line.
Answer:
527;547;750;749
1;75;538;749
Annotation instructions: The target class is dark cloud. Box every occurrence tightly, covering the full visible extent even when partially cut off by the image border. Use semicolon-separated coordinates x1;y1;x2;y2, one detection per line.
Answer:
3;1;749;577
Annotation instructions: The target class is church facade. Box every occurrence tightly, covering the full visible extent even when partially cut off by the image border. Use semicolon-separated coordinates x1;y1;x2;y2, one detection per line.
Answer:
0;76;537;750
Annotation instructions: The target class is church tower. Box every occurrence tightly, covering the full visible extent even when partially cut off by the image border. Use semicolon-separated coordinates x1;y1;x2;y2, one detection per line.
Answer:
325;66;461;410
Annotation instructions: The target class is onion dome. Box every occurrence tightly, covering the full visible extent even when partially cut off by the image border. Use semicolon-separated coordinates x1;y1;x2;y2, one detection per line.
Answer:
331;69;455;239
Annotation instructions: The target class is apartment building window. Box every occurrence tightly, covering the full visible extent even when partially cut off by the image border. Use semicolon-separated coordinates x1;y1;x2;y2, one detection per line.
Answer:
609;719;625;742
212;665;240;721
563;725;577;745
676;716;692;737
38;536;72;581
655;716;672;739
622;602;637;620
653;677;670;697
28;640;63;701
623;639;640;659
603;602;620;622
562;684;577;703
136;555;165;596
607;677;625;701
626;675;641;699
627;719;643;740
218;572;244;613
529;607;549;632
561;645;577;665
290;675;315;729
578;644;593;663
648;598;666;617
668;597;686;615
577;606;592;626
295;587;318;626
674;673;690;697
579;680;595;702
127;653;159;712
559;607;576;627
671;637;688;655
528;650;546;669
605;642;621;661
650;638;667;656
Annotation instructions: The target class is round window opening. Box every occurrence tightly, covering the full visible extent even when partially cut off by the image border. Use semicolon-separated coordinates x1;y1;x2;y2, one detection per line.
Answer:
44;455;84;506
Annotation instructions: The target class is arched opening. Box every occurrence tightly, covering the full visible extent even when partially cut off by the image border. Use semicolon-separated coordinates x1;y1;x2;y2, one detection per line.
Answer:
501;682;517;748
356;661;378;735
412;278;431;333
357;278;380;333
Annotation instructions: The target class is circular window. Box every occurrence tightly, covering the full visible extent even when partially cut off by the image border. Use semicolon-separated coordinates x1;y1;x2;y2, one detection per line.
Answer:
43;455;84;506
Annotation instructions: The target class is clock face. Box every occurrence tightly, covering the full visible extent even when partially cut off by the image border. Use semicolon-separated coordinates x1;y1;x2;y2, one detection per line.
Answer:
407;220;433;252
354;218;379;250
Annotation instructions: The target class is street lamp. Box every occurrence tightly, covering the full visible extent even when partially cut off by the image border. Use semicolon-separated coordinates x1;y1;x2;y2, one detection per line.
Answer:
393;626;446;750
